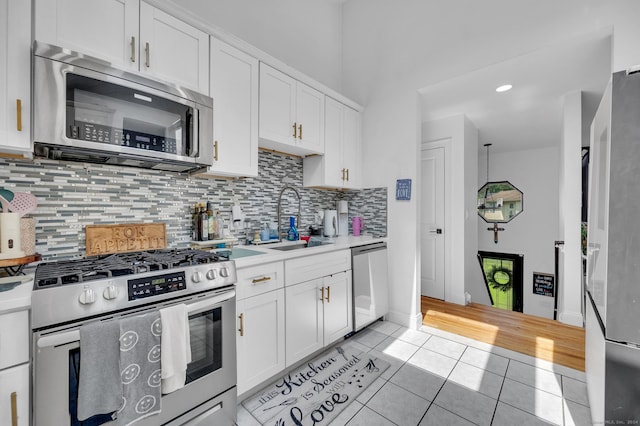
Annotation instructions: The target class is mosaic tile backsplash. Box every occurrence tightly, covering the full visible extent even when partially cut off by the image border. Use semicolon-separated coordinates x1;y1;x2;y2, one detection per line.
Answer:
0;150;387;270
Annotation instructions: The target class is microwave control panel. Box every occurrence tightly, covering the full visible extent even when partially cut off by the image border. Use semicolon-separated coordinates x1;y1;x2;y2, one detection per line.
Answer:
71;122;178;154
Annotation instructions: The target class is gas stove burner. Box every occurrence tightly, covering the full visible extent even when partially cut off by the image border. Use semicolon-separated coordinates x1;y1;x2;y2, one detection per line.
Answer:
34;248;231;289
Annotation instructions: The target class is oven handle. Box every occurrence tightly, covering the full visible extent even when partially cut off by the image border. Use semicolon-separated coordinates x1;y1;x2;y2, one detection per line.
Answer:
37;289;236;349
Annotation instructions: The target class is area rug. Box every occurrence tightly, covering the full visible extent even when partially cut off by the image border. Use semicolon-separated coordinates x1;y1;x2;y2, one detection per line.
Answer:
242;345;389;425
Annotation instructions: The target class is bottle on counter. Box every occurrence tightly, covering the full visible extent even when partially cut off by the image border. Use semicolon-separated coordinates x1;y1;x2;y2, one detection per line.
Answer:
206;202;214;240
192;203;201;241
199;203;209;241
286;216;299;241
214;211;223;239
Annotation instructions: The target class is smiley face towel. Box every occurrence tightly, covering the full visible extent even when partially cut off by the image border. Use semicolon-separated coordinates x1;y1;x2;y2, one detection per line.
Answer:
116;312;162;426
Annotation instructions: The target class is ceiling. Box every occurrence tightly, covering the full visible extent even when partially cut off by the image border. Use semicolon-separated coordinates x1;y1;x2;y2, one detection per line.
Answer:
419;30;612;154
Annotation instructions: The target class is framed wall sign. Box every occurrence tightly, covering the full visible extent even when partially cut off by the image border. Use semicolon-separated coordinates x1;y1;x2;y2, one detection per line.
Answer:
396;179;412;200
533;272;555;297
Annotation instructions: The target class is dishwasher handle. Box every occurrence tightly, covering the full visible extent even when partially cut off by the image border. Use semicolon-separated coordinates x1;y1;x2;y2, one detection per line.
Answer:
351;242;386;256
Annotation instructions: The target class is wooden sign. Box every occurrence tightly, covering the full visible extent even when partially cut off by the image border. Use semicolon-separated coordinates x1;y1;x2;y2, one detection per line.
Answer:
533;272;554;297
86;223;167;256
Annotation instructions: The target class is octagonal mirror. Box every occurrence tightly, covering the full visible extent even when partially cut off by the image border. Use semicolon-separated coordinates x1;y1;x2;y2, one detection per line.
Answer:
477;181;523;223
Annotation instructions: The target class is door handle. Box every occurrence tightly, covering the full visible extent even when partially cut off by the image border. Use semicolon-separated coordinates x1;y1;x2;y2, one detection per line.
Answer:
325;286;330;303
238;313;244;336
320;286;325;303
16;99;22;132
145;42;150;67
11;392;17;426
130;36;136;62
429;229;443;234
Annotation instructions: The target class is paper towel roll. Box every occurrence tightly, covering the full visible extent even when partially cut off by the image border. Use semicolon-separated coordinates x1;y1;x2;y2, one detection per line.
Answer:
20;217;36;255
0;213;25;259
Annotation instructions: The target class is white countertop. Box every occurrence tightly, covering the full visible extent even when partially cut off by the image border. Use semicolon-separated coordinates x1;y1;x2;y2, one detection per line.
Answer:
0;275;33;314
220;235;387;269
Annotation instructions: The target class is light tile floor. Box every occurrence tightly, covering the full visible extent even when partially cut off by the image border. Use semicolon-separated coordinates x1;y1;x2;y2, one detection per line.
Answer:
237;321;592;426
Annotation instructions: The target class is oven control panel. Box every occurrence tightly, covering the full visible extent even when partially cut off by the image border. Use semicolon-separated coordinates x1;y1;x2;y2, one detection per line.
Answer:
128;271;186;301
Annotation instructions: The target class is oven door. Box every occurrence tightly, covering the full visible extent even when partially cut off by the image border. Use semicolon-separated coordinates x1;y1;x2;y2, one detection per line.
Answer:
32;288;237;426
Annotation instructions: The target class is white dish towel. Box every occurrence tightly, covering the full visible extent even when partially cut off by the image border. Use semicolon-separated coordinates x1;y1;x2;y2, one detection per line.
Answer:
160;304;192;394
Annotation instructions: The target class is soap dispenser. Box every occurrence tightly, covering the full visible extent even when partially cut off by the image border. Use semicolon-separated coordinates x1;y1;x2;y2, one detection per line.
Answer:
286;216;299;241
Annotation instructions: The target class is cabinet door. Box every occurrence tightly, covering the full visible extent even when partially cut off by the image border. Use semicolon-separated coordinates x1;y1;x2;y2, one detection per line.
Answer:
207;38;258;177
0;363;29;426
295;83;325;154
285;279;323;367
34;0;139;71
0;0;31;156
322;271;353;345
342;105;361;189
259;63;296;148
237;289;285;395
139;2;209;93
322;97;344;187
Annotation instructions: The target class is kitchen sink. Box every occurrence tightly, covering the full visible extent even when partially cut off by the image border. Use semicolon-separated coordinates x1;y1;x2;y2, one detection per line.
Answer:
269;238;333;251
270;244;309;251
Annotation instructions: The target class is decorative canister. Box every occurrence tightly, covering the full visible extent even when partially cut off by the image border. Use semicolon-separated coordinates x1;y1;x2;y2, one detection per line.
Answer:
20;216;36;256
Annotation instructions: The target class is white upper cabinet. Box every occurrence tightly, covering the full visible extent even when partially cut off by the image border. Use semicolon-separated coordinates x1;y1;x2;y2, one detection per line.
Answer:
138;2;209;93
34;0;140;71
34;0;209;94
204;38;258;177
259;63;324;156
0;0;31;157
303;97;361;189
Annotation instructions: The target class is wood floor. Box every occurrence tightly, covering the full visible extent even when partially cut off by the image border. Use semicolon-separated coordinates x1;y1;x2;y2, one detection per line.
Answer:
421;297;585;371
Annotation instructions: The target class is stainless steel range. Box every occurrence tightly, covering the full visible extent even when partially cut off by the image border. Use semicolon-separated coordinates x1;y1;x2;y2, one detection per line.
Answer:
31;248;238;426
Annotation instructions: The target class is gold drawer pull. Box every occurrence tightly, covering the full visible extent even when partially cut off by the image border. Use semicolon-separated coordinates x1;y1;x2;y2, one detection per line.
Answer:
251;276;272;284
145;42;150;67
298;124;302;140
326;286;331;302
11;391;17;426
292;122;297;139
320;286;325;303
16;99;22;132
238;313;244;336
214;140;219;161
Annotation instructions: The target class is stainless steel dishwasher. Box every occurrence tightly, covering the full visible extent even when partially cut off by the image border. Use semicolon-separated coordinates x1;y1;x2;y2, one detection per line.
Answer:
352;242;389;332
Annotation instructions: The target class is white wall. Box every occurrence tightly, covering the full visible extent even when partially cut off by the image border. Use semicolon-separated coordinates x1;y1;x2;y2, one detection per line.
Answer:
559;91;585;326
170;0;344;92
342;0;640;328
421;115;478;311
478;147;560;319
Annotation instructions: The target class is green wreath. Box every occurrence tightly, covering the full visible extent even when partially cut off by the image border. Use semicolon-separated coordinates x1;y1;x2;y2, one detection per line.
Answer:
486;265;513;291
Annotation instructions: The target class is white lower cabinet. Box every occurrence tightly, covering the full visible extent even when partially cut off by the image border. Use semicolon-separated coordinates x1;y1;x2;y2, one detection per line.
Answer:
285;271;352;367
236;262;285;396
0;363;29;426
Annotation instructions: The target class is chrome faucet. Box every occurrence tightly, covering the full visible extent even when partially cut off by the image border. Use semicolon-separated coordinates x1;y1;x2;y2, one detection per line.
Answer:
276;186;301;240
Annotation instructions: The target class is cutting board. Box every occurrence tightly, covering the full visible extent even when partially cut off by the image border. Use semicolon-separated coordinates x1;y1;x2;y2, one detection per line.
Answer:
85;223;167;256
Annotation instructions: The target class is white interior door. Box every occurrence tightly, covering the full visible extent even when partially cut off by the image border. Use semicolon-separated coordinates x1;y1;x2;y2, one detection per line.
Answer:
421;146;445;298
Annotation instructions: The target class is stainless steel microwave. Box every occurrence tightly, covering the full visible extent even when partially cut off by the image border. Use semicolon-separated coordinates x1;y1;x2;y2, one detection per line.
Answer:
32;42;213;173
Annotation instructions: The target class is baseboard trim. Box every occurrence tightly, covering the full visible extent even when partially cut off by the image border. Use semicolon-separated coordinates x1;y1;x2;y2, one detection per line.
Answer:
386;310;423;330
559;310;584;327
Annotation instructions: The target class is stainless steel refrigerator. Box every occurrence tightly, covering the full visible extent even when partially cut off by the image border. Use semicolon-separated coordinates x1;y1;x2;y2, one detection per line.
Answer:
586;68;640;423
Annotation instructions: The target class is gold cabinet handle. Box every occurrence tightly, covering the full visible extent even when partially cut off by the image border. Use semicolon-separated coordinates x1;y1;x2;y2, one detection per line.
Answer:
238;313;244;336
145;42;150;67
298;124;302;140
10;392;17;426
252;276;271;284
213;140;219;161
320;286;325;303
130;36;136;62
346;169;350;182
292;122;297;139
326;286;331;303
341;168;345;181
16;99;22;132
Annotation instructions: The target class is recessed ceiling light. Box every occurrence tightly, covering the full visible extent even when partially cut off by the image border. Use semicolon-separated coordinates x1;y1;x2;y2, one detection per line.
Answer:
496;84;513;93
